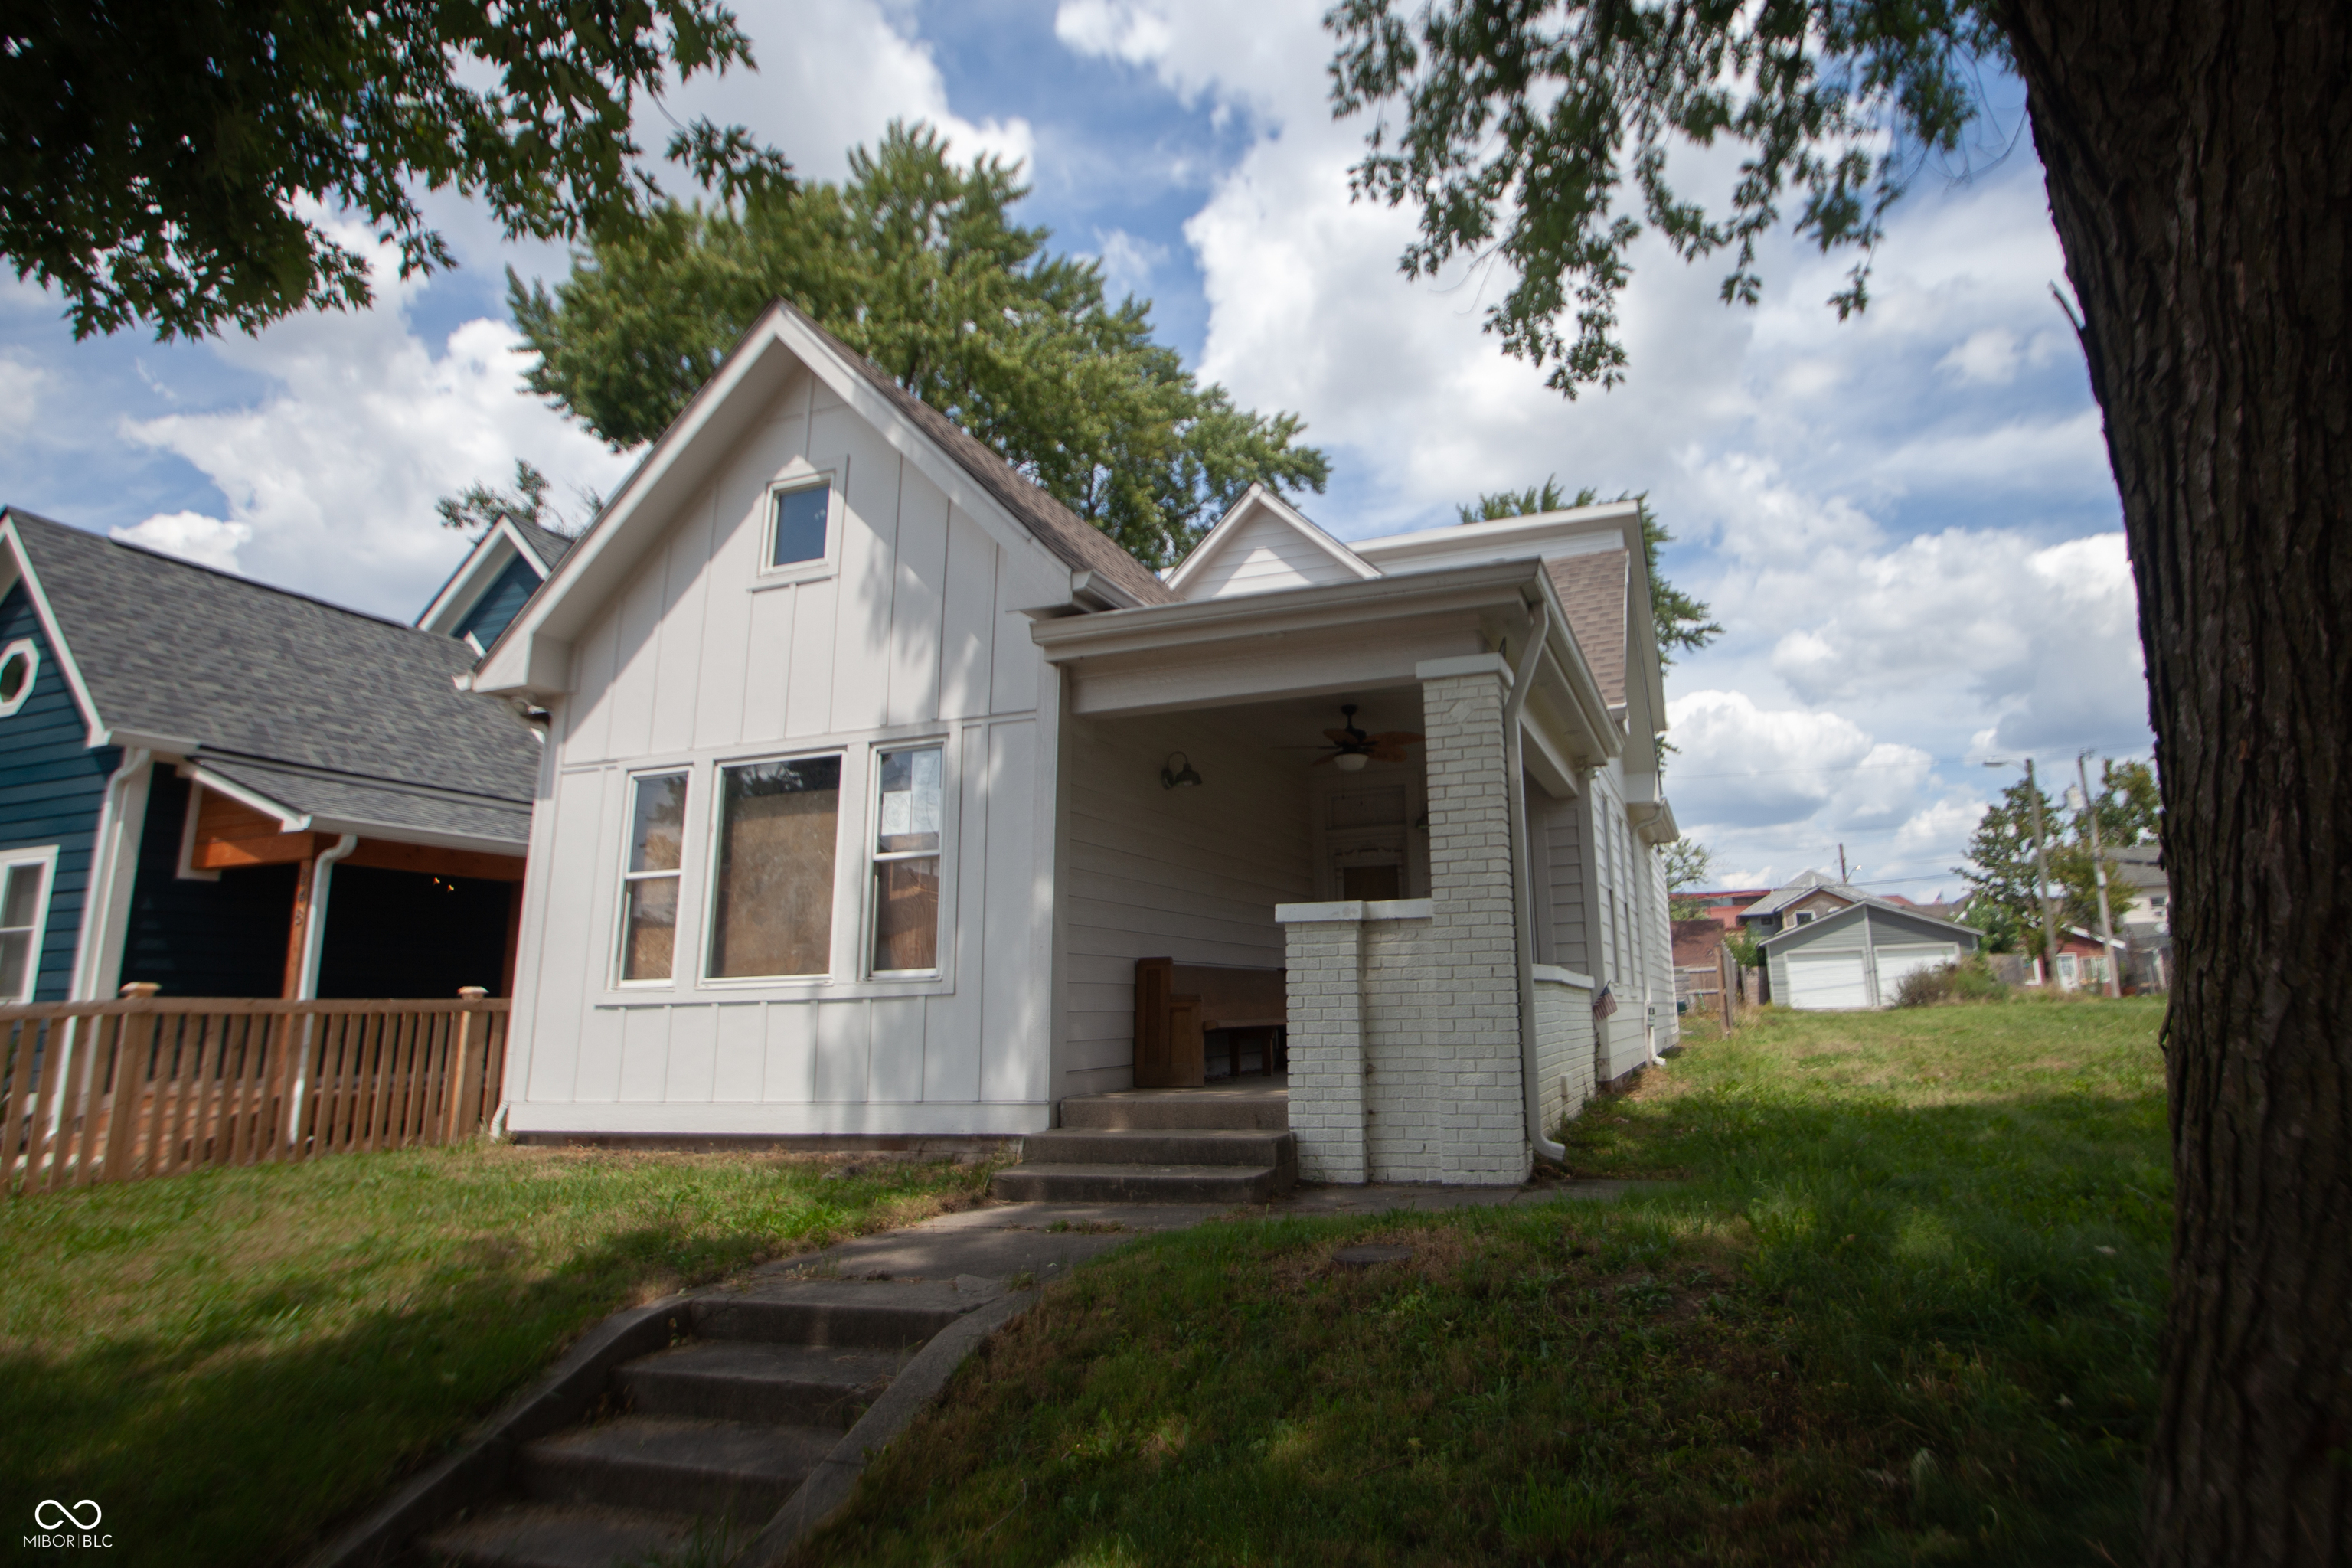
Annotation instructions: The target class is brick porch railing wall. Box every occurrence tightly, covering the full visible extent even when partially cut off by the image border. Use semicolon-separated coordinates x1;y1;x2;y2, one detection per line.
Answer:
1278;657;1534;1186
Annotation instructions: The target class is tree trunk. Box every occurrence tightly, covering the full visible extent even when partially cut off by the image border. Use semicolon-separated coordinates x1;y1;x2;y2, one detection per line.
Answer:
1999;2;2352;1560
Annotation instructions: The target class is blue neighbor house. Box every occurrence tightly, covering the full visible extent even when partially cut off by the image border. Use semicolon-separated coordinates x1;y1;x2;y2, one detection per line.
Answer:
0;508;546;1004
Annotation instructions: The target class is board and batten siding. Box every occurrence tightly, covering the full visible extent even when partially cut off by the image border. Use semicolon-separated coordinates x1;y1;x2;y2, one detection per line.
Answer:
1061;713;1315;1095
1181;509;1363;599
505;365;1069;1136
0;583;118;1001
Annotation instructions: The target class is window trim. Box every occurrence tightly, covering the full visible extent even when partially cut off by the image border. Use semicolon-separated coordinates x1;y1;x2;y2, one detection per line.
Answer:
755;459;847;587
701;748;847;985
0;637;38;719
864;742;947;979
613;768;691;990
0;845;59;1004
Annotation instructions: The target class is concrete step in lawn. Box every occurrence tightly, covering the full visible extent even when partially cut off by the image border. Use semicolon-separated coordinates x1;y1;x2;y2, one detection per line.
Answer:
991;1083;1297;1204
414;1279;987;1568
992;1158;1293;1204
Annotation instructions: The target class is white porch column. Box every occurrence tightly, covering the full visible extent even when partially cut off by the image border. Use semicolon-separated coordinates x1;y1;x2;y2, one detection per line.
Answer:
1277;903;1370;1183
1416;655;1532;1184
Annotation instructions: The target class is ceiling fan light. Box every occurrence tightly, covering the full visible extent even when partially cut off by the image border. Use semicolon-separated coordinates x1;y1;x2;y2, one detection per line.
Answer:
1333;751;1370;773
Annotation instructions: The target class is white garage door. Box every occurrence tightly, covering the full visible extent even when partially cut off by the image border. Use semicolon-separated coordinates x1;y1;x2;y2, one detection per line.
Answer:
1873;942;1958;1000
1785;950;1870;1010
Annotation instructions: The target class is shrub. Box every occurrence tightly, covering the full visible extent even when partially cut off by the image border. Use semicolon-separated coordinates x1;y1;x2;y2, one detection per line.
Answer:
1895;956;2010;1008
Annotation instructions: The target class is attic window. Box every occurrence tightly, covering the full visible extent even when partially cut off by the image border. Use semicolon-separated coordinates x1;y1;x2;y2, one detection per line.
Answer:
771;479;833;567
0;639;36;718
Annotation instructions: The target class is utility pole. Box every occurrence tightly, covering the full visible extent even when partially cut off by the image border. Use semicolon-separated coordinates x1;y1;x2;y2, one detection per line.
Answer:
2024;759;2063;988
2077;752;2122;997
1838;843;1847;882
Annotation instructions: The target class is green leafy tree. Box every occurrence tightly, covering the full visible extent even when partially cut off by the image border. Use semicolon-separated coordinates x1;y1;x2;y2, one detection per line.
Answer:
435;460;599;541
0;0;787;339
1661;838;1715;917
1328;7;2350;1552
2082;757;2162;848
1457;478;1721;655
510;121;1328;569
1957;773;2101;958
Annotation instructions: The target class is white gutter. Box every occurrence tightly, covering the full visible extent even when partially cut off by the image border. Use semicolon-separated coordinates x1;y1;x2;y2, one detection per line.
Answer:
296;835;359;1000
1504;606;1567;1167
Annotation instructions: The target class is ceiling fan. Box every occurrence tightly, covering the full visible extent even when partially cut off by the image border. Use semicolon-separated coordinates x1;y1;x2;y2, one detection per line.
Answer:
1308;704;1423;773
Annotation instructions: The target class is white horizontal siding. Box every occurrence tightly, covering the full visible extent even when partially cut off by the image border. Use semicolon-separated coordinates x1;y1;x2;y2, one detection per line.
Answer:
1061;712;1315;1094
1185;511;1364;599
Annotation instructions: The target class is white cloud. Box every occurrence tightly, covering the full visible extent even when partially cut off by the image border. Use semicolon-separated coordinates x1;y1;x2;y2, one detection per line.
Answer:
112;511;253;573
0;351;45;433
1093;229;1171;303
119;221;635;619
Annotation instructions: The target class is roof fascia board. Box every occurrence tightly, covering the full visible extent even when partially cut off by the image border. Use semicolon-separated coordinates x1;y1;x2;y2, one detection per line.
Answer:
0;515;108;745
1032;559;1545;662
1758;897;1977;948
1352;501;1642;567
1165;484;1378;595
301;817;526;856
188;764;310;831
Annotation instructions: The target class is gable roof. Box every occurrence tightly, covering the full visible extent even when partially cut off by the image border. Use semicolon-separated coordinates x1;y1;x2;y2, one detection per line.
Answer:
1544;550;1629;709
415;514;570;639
1;508;539;851
1165;484;1377;599
475;299;1178;697
1756;895;1982;949
508;515;576;572
1745;869;1869;918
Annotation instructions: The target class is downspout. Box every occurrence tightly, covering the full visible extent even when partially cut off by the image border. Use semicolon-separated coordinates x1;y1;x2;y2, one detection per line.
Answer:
1504;609;1566;1166
67;746;152;1001
297;835;359;1001
283;834;357;1146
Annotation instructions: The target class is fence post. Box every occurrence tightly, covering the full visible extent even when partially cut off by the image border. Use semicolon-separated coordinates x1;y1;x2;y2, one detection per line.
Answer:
447;988;488;1144
103;984;164;1183
1718;945;1736;1034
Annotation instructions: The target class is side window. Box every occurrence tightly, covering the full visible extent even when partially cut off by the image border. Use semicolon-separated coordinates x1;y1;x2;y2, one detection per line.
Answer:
618;773;688;983
709;756;841;979
0;851;55;1002
870;747;943;974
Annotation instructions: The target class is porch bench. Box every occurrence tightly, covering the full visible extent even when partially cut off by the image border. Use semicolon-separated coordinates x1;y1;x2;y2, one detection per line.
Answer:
1133;959;1287;1087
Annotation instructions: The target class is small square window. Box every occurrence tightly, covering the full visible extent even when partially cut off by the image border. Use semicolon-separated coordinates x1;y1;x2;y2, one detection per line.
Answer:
772;481;831;568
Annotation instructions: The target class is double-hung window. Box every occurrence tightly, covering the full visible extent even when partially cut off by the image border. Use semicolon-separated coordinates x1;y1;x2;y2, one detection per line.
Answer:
870;747;942;975
709;756;841;978
0;850;56;1003
619;773;688;983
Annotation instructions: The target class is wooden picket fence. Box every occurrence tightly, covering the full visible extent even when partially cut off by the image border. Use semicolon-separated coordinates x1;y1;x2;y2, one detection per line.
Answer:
0;995;509;1195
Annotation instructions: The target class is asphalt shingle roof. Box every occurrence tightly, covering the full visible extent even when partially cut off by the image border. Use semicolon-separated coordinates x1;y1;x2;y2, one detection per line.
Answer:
1545;549;1628;708
7;510;539;844
508;516;577;573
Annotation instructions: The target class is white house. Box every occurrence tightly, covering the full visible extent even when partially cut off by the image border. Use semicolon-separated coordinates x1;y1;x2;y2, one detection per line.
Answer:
472;301;1682;1186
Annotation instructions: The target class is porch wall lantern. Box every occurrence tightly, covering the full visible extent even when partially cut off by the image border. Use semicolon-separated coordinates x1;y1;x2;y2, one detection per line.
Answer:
1160;753;1204;790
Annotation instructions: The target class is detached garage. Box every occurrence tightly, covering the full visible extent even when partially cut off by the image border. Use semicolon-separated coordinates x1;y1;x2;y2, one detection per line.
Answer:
1759;898;1981;1011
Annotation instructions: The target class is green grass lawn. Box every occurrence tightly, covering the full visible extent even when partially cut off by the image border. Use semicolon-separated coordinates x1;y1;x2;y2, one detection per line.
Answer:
800;998;2168;1566
0;1142;994;1567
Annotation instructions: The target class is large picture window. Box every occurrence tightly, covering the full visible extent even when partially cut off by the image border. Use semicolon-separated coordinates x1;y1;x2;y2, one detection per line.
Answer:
870;746;942;974
709;756;841;978
619;773;688;982
0;850;56;1003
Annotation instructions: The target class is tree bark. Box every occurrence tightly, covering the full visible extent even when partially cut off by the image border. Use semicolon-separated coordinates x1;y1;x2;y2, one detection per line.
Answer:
1998;2;2351;1560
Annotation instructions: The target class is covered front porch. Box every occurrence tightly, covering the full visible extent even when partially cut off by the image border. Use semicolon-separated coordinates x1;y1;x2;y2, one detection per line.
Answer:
1035;559;1661;1186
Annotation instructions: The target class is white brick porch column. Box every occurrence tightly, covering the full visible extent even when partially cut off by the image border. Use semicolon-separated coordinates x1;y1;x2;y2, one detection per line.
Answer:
1276;904;1369;1183
1415;655;1532;1184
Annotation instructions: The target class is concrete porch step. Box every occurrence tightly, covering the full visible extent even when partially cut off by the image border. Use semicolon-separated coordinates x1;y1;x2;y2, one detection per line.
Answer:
420;1501;704;1568
617;1339;906;1426
1060;1086;1289;1132
991;1161;1291;1204
516;1413;835;1517
1020;1127;1296;1168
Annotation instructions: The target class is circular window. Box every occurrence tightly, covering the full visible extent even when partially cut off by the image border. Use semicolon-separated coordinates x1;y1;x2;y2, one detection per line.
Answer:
0;639;38;718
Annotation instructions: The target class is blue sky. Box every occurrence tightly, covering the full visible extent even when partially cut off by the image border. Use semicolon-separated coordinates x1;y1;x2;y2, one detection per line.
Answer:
0;0;2151;897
